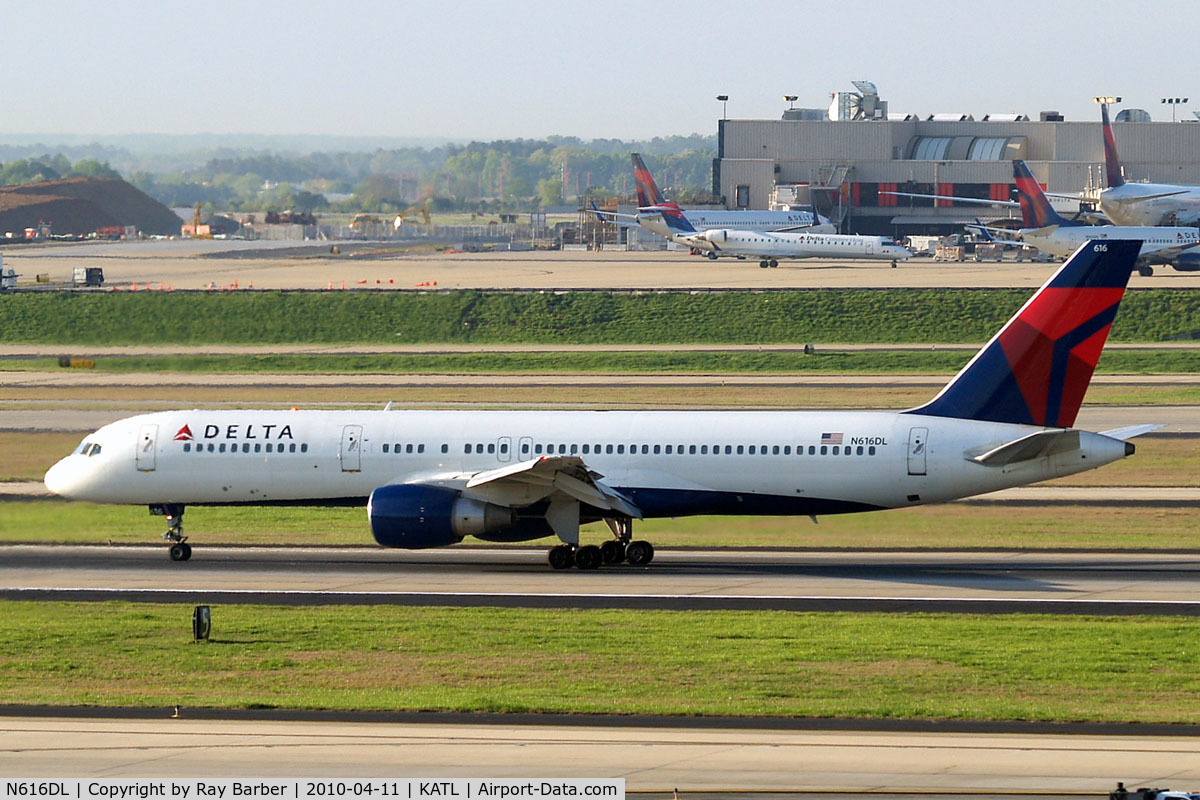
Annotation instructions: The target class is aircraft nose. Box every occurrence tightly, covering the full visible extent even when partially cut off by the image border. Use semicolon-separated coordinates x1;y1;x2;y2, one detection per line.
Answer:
44;457;80;498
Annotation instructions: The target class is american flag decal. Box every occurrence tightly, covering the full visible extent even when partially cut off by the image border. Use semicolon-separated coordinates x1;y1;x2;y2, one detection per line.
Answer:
821;432;843;445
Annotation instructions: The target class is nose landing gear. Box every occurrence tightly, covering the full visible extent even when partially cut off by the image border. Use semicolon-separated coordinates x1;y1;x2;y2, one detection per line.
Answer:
150;503;191;561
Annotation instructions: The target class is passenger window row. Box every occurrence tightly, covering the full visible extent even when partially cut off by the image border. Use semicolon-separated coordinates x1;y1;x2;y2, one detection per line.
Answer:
383;443;425;454
518;442;879;457
183;442;308;454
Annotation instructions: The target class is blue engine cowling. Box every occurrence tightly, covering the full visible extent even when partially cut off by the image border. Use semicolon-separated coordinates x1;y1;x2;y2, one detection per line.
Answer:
368;484;515;549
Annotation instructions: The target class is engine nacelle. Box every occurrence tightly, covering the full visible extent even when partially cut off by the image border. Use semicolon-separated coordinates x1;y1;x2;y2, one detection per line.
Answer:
368;484;515;549
704;229;728;244
1173;251;1200;271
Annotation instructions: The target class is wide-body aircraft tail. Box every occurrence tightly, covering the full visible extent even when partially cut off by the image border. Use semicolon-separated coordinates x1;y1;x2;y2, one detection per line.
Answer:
907;239;1139;428
1100;103;1126;188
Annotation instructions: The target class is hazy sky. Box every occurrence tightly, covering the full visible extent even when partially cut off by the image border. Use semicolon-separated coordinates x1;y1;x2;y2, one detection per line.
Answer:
3;0;1194;141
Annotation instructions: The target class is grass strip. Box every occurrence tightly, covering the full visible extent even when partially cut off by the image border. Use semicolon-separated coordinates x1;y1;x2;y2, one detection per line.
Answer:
4;289;1200;345
1;602;1198;722
7;349;1200;375
4;500;1199;549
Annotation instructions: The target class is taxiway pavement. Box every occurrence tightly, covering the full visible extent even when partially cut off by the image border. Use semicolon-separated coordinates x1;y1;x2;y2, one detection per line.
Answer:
5;546;1200;614
3;715;1199;792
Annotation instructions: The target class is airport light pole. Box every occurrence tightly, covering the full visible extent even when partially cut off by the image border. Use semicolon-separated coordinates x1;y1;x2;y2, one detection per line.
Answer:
783;95;798;110
1162;97;1189;122
716;95;728;120
1093;95;1122;109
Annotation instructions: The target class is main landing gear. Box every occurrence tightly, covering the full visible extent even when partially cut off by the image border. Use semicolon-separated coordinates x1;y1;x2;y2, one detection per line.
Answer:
546;518;655;570
151;503;192;561
758;258;779;268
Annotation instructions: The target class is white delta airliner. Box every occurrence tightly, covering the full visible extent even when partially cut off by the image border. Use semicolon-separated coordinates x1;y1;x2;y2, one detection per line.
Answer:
673;227;912;268
46;240;1155;569
590;154;836;239
1086;102;1200;227
968;161;1200;276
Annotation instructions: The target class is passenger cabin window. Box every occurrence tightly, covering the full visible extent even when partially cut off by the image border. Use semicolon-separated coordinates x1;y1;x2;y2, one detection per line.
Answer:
441;444;448;454
382;444;389;453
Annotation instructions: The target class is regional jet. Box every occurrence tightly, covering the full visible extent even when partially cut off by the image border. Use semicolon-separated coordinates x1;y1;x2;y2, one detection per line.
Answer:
590;154;836;239
46;240;1152;568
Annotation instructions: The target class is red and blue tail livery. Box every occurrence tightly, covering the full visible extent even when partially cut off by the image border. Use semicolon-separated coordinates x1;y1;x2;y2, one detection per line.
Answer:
631;153;666;208
908;239;1140;428
1013;160;1075;229
1100;103;1126;189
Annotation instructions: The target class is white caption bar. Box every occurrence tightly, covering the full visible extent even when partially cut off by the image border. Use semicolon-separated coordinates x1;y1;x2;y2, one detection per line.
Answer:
0;782;624;800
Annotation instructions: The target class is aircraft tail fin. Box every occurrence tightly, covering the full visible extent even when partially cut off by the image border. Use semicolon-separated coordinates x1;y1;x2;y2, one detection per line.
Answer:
631;153;667;208
1013;160;1075;228
906;239;1140;428
1101;103;1126;188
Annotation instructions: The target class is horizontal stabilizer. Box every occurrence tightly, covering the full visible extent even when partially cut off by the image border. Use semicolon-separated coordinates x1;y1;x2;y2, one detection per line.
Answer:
968;429;1079;467
1100;423;1164;440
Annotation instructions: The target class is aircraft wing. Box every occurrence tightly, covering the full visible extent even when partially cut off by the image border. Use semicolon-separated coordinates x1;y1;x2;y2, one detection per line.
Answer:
964;222;1025;247
466;456;643;519
966;429;1080;467
588;204;639;226
879;191;1019;209
1104;189;1194;204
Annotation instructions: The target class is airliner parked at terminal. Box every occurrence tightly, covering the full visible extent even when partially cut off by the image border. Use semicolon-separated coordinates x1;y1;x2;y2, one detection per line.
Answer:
971;161;1200;275
1080;102;1200;227
46;241;1152;569
591;154;835;239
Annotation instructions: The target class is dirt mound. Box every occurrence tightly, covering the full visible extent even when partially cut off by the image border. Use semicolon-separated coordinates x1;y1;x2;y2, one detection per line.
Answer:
0;177;180;236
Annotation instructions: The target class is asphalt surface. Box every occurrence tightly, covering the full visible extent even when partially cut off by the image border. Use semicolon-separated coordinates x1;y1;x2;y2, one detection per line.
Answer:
6;545;1200;614
2;715;1198;792
10;241;1200;289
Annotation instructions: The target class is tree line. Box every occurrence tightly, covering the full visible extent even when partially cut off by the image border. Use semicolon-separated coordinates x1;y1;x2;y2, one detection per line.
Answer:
0;136;717;215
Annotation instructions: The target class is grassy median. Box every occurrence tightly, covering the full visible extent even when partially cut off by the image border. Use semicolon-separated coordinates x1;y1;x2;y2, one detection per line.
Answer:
5;288;1200;345
1;602;1198;723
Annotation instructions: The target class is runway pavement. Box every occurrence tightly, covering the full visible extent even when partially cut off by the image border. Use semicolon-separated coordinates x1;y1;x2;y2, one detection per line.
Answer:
6;545;1200;614
2;715;1199;792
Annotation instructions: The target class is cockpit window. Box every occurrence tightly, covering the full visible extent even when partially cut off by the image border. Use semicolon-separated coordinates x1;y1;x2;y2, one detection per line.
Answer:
85;443;102;457
74;441;90;455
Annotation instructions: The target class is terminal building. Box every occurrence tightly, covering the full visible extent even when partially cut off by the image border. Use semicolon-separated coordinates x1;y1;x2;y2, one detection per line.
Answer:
714;83;1200;236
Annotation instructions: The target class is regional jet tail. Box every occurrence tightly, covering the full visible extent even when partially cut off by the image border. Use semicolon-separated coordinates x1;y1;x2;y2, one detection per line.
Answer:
46;241;1152;569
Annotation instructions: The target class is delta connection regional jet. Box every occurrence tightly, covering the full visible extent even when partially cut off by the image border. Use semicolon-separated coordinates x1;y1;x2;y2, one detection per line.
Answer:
46;240;1156;569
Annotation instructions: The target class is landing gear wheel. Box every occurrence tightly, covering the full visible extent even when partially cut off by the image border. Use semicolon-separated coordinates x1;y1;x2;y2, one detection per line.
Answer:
180;542;192;561
625;540;654;566
759;259;769;268
769;259;778;268
548;545;575;570
169;543;188;562
574;545;602;570
891;259;898;269
600;540;626;564
1137;265;1153;277
707;252;717;260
